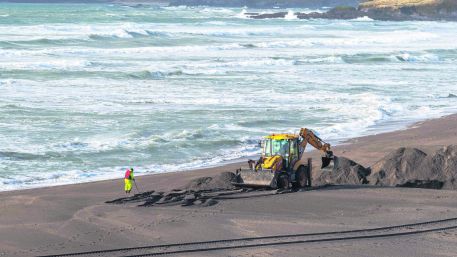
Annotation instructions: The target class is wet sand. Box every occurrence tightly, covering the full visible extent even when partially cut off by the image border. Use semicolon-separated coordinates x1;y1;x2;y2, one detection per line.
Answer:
1;114;457;256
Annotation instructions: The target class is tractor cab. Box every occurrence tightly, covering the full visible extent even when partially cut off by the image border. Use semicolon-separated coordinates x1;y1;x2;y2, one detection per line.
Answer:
234;128;334;189
260;134;300;172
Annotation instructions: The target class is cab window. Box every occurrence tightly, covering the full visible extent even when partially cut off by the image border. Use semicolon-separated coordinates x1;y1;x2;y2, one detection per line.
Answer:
290;139;298;160
263;139;272;157
271;139;289;156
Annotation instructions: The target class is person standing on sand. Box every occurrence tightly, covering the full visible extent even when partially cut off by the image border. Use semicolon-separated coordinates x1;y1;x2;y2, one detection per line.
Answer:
124;168;135;194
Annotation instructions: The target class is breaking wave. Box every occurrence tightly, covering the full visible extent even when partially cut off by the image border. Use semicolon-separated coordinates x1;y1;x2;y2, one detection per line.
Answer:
0;52;446;74
352;16;374;21
284;10;298;20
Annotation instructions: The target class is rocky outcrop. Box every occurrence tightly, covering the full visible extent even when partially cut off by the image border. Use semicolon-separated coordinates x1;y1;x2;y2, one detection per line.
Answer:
169;0;360;8
359;0;457;20
249;0;457;20
250;7;368;19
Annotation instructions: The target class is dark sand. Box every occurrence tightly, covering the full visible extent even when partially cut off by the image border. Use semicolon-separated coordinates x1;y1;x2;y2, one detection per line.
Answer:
2;114;457;256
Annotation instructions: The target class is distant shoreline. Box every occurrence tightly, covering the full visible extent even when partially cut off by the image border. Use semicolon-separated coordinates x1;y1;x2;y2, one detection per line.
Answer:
0;0;359;9
248;4;457;21
2;0;456;21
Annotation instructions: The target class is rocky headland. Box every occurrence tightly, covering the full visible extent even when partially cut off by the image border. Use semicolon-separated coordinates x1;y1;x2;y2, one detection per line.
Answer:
249;0;457;21
168;0;359;8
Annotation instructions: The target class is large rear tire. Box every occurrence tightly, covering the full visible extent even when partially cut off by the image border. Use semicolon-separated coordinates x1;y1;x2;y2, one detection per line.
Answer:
293;166;308;189
277;174;290;189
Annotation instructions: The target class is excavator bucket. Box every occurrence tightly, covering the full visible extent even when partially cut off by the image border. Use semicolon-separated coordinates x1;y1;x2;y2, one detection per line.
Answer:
321;156;337;171
321;157;332;169
233;169;277;188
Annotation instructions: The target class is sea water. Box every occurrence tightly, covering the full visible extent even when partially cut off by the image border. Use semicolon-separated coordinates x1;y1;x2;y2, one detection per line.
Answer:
1;3;456;191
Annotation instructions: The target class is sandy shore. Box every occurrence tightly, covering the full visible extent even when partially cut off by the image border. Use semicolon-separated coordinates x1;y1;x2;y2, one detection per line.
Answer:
2;114;457;256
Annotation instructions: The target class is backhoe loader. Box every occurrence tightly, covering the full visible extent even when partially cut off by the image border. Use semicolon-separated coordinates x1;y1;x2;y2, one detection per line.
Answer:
233;128;335;189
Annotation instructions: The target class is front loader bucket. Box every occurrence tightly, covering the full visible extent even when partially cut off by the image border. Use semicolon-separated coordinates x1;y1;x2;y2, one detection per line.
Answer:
233;169;277;188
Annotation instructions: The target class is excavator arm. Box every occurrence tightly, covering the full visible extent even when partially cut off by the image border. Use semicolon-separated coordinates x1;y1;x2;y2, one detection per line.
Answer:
299;128;334;168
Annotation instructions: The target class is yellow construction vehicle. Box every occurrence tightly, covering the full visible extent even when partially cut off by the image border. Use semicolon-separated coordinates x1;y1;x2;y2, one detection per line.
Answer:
234;128;335;189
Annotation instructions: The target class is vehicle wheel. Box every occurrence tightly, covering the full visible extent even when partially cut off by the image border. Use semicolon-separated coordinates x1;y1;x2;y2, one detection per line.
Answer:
277;174;290;189
293;166;308;189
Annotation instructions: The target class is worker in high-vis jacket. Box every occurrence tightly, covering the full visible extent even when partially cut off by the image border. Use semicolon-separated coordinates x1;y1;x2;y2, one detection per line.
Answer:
124;168;135;194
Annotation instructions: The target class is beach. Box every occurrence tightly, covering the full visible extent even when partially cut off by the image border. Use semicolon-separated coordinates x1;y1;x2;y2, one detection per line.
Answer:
2;113;457;256
2;3;457;256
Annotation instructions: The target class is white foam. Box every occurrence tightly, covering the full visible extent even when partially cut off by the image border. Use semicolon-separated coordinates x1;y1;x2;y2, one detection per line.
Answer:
0;59;91;70
284;10;298;20
395;53;440;62
199;7;235;15
294;56;344;64
235;8;248;19
352;16;374;22
204;21;228;26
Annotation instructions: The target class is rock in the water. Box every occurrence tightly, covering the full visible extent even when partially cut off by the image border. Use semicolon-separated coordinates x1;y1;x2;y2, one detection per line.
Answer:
315;156;370;186
368;146;457;189
168;0;359;9
251;7;366;20
249;1;457;21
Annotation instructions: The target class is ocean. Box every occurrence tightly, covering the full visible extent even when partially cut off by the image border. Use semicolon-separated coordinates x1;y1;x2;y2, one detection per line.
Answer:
1;3;456;191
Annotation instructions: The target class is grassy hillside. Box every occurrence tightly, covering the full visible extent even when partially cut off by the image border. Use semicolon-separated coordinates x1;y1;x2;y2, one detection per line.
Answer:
360;0;439;9
360;0;457;10
359;0;457;18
